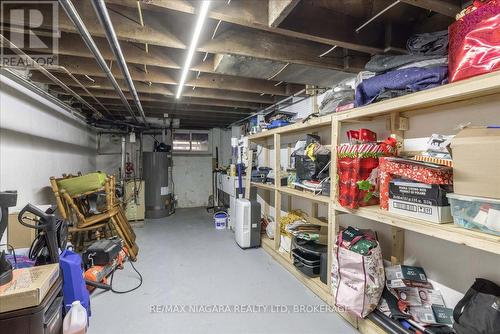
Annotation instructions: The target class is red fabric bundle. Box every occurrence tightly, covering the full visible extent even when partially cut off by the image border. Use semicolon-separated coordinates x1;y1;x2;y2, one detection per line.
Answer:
379;157;453;210
449;0;500;82
337;139;397;209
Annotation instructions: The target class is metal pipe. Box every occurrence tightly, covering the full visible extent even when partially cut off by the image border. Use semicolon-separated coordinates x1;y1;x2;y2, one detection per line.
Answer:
0;67;88;124
58;0;139;123
91;0;148;125
121;136;126;185
47;65;113;117
0;34;103;119
355;0;401;33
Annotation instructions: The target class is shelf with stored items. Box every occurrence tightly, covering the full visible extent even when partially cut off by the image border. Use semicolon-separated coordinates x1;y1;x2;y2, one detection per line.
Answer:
247;71;500;140
333;204;500;255
245;70;500;334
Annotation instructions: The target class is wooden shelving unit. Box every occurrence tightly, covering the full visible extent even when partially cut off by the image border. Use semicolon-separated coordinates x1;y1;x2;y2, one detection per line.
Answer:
250;182;275;191
279;186;330;203
334;204;500;256
247;72;500;334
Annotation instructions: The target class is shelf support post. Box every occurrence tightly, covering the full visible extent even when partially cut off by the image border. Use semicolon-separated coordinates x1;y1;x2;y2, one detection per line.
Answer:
391;227;405;265
274;133;281;251
263;143;271;216
244;150;253;199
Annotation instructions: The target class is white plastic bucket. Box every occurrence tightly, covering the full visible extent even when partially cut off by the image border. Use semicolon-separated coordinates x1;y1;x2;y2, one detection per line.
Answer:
214;212;227;230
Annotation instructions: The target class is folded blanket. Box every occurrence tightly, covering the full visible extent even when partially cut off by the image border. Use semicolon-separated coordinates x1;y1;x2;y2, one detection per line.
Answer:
407;30;448;56
319;86;354;115
355;66;448;107
366;54;445;73
373;89;409;102
397;57;448;71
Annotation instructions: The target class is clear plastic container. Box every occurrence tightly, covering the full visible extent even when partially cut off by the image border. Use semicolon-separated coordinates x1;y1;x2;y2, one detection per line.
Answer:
447;193;500;236
63;301;87;334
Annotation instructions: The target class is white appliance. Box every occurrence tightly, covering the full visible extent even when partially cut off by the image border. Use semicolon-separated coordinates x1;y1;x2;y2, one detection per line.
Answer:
234;197;261;248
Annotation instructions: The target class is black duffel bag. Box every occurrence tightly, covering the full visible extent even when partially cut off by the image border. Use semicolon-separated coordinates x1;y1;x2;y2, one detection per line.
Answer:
453;278;500;334
295;153;330;181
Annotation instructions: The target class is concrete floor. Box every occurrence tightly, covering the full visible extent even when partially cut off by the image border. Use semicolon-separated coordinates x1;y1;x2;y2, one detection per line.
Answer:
89;208;358;334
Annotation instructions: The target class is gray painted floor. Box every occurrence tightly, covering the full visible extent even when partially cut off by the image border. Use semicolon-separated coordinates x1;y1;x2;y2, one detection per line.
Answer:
88;208;358;334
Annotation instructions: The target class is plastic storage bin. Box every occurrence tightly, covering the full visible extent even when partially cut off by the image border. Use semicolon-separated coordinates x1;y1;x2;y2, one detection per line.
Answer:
292;248;321;277
447;193;500;236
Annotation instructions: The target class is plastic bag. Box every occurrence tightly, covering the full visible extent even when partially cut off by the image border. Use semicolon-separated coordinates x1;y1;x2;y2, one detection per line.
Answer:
449;0;500;82
265;217;275;239
332;228;385;318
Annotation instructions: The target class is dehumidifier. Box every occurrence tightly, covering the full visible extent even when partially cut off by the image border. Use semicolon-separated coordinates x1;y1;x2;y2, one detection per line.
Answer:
234;197;261;248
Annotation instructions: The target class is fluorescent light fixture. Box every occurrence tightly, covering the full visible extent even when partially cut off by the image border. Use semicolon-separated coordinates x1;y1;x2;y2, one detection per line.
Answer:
176;1;210;99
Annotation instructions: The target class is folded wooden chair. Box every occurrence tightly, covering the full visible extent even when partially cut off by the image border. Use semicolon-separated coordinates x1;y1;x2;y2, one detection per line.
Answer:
50;174;139;260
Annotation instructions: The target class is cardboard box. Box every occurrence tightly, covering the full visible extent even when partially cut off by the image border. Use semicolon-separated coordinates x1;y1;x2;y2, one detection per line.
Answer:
451;128;500;199
388;179;453;223
386;265;433;289
7;213;37;249
0;264;59;313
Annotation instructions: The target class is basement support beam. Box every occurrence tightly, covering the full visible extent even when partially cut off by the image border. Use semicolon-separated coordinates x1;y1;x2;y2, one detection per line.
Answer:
7;1;364;71
399;0;461;17
52;88;267;110
268;0;300;27
108;0;384;54
31;72;277;104
53;55;300;96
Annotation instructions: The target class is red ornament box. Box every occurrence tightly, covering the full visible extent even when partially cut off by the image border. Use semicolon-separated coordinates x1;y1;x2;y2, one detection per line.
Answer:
379;157;453;210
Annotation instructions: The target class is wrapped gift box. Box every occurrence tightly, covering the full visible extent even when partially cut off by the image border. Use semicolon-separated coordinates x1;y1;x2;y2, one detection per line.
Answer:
379;157;453;210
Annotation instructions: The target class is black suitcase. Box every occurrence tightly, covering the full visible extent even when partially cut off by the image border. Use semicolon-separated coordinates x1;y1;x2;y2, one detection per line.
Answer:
292;248;321;277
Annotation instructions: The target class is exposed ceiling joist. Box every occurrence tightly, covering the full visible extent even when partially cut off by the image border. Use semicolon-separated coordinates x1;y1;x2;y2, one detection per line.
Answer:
97;106;245;120
399;0;461;17
7;1;365;71
53;55;301;96
109;0;384;54
31;72;277;104
52;88;266;110
268;0;300;27
81;100;253;115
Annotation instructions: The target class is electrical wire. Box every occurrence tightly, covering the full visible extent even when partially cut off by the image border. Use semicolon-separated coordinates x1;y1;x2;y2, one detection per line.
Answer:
109;257;143;294
84;246;143;294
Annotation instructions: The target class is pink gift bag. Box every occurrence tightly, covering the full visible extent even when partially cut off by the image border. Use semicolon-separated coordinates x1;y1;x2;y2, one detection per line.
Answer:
331;230;385;318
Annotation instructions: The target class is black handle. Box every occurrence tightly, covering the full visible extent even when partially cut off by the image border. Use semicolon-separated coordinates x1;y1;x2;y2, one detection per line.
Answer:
17;203;52;229
85;279;112;291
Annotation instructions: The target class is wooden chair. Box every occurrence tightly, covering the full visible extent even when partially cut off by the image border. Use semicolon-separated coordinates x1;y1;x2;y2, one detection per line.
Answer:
50;174;139;260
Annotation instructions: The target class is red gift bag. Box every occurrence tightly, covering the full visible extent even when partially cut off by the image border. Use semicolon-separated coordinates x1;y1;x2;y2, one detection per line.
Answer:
449;0;500;82
337;139;397;209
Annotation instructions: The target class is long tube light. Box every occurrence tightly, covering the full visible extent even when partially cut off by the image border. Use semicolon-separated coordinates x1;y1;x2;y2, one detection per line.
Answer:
176;0;210;99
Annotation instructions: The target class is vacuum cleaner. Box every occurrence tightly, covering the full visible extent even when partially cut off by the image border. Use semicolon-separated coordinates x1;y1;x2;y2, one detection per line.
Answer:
18;203;67;265
0;191;17;285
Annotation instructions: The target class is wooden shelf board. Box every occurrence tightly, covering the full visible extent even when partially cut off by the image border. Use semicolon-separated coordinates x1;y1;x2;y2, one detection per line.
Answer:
247;114;333;140
260;235;382;333
336;71;500;121
246;72;500;140
261;235;332;300
334;204;500;255
279;186;330;203
250;182;276;191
